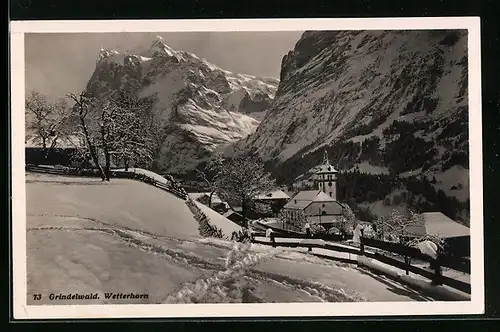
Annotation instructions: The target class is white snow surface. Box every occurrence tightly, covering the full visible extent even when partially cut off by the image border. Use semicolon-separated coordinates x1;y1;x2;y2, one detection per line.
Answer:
26;173;432;304
114;168;171;185
194;201;243;237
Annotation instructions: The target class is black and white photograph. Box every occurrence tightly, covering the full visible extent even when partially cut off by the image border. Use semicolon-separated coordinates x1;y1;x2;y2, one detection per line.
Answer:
10;18;483;319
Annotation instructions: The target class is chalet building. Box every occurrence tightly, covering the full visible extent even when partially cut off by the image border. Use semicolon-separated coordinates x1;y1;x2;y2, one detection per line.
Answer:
191;192;230;213
282;150;345;228
253;189;290;217
222;210;246;226
405;212;470;257
25;135;85;167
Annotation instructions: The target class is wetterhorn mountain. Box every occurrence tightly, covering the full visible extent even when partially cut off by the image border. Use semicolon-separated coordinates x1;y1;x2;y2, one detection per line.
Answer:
234;30;470;222
85;36;279;173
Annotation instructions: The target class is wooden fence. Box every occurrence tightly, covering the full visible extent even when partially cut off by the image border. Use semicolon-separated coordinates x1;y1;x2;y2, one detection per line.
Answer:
251;232;471;295
255;222;353;242
25;165;189;200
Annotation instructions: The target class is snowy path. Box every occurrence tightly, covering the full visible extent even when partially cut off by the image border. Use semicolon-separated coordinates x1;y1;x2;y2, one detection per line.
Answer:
26;173;432;304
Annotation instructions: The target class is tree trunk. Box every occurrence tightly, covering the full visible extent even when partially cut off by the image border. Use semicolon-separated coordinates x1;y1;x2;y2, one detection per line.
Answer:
42;137;48;161
104;149;111;181
79;116;105;181
241;197;248;229
209;191;214;209
44;135;59;159
100;123;111;181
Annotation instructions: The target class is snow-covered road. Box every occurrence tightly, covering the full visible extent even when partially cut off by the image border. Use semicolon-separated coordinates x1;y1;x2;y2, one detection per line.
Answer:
26;173;432;304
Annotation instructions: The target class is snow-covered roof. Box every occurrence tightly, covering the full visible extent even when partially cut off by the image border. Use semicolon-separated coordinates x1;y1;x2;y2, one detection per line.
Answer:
406;212;470;238
254;189;290;200
316;164;338;174
315;150;338;174
313;191;336;202
223;210;243;218
423;212;470;238
283;190;341;210
25;135;84;149
190;192;226;204
283;200;312;210
290;190;322;201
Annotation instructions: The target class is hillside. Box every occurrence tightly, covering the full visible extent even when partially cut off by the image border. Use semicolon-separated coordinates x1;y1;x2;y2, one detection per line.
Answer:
232;30;470;223
25;172;430;304
85;36;279;174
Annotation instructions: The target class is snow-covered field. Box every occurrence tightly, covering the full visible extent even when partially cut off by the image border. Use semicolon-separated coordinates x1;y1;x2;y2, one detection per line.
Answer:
26;172;433;305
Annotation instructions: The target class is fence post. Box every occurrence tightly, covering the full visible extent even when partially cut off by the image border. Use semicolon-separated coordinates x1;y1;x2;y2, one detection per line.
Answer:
431;257;443;286
359;237;365;256
404;256;410;275
270;232;276;248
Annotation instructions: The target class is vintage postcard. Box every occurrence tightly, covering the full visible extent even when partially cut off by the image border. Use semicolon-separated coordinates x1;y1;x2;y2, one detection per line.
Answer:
10;17;483;320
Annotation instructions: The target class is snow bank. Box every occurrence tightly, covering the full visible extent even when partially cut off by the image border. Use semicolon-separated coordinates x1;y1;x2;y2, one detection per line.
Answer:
357;256;470;301
115;168;172;185
194;201;243;238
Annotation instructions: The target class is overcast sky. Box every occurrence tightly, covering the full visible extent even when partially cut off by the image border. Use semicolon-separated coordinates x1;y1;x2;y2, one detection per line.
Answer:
25;31;304;100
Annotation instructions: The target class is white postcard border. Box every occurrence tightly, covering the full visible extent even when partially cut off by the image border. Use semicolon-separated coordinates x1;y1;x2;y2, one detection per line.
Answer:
10;17;484;319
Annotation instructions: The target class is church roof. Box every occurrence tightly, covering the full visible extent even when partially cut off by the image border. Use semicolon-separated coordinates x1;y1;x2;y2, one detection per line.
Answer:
291;190;322;201
313;191;336;202
316;150;338;174
316;164;338;174
283;190;339;210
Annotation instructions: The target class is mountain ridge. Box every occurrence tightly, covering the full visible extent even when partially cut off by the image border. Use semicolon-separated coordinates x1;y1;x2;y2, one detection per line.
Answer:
85;36;279;173
232;30;470;222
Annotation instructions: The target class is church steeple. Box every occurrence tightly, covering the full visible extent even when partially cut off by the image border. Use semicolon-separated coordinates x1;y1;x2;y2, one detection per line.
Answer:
323;149;330;165
316;150;338;199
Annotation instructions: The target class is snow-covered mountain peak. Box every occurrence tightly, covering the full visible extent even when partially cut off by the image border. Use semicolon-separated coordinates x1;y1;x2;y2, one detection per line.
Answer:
148;35;187;62
85;38;279;174
96;48;120;63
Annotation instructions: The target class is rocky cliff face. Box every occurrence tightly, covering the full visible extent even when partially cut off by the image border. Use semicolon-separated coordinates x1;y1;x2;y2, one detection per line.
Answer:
234;30;469;222
85;36;279;173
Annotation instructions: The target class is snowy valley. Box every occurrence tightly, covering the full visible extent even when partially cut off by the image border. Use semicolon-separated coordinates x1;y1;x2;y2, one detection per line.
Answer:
84;31;471;223
232;30;470;223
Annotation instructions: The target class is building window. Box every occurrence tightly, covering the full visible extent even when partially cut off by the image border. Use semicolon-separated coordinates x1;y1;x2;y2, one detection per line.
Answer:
321;211;326;216
329;192;332;197
328;182;332;186
322;204;325;208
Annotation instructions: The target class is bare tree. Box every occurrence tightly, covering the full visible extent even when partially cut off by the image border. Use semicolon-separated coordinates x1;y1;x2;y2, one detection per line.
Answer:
25;90;71;158
252;201;273;216
340;204;358;236
215;151;276;228
108;92;159;172
67;92;106;181
373;208;442;245
66;90;161;181
195;152;224;208
277;210;308;232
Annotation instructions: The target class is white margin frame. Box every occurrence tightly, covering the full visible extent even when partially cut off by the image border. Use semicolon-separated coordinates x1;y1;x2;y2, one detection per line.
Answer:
10;17;483;319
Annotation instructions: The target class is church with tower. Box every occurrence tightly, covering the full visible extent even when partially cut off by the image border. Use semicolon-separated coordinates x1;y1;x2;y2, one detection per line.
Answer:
281;150;345;228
